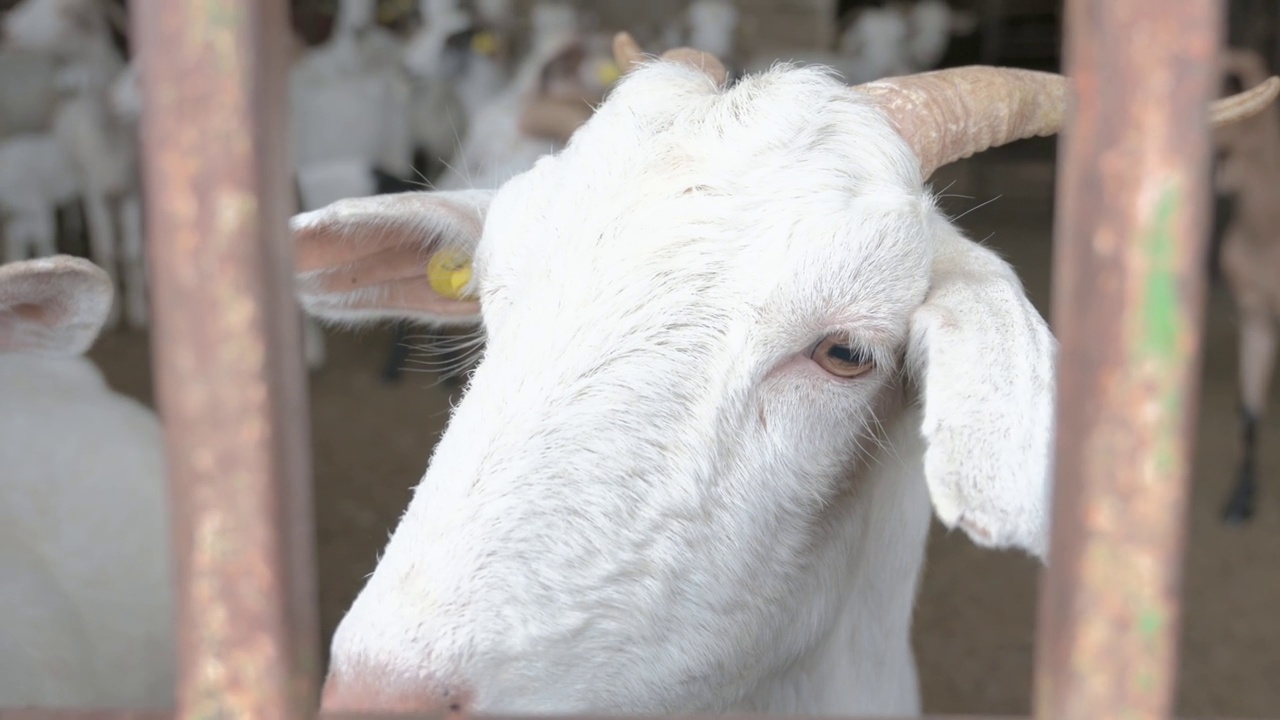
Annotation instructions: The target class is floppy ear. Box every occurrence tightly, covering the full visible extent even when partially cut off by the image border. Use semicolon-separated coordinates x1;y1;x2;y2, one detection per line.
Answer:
906;223;1057;560
292;189;493;327
0;255;114;356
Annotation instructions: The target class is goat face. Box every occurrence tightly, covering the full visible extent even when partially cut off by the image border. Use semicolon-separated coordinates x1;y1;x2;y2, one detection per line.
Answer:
294;61;1057;715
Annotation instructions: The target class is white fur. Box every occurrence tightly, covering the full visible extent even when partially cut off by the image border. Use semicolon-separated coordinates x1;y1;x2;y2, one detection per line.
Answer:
298;61;1056;716
0;255;174;708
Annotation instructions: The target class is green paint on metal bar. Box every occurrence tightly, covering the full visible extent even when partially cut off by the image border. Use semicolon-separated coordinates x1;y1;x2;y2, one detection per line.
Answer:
1140;186;1179;363
1138;607;1165;639
200;0;244;28
1138;184;1185;476
190;0;248;74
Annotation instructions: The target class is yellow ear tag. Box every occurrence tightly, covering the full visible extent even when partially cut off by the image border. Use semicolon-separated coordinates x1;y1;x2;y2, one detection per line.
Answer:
597;60;621;86
471;31;499;56
427;250;474;300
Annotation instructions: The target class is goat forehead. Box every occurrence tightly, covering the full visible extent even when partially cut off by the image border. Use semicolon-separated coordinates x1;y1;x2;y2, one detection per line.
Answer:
480;66;927;321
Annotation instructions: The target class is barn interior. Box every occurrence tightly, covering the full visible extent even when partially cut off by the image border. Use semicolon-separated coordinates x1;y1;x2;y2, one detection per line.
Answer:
2;0;1279;716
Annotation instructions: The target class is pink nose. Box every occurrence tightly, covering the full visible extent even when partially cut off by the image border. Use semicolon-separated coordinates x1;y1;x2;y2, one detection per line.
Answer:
321;666;468;714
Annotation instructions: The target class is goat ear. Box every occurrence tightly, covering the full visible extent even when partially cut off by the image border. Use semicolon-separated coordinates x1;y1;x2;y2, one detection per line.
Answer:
905;227;1056;559
0;255;114;356
292;189;493;327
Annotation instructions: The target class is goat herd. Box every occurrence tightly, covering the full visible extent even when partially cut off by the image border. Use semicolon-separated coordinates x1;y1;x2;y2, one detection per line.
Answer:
2;0;1280;716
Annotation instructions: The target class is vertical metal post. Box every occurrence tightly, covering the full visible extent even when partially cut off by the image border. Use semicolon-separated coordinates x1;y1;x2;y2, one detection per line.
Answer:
1035;1;1222;719
132;1;320;718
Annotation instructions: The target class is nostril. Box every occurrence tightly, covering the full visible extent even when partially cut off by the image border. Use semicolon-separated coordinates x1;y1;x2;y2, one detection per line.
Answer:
321;666;468;714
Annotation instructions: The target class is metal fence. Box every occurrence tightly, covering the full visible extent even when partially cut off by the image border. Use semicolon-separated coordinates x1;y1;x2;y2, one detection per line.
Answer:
0;0;1237;718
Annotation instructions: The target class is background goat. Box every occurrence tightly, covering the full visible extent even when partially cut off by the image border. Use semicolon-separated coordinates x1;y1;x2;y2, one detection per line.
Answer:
0;255;173;708
1215;47;1280;524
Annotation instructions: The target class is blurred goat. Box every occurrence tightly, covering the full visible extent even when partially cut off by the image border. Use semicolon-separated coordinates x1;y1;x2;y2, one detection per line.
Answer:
1215;48;1280;524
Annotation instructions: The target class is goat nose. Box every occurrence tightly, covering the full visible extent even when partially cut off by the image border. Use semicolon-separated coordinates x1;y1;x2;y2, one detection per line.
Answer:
321;666;466;714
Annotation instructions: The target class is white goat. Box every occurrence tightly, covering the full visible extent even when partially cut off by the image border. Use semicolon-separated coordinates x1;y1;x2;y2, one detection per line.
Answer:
0;133;78;264
290;0;420;370
0;46;61;138
51;76;145;329
1214;48;1280;524
291;0;416;193
107;60;140;124
897;0;976;71
0;255;174;708
2;0;144;330
1;0;127;91
313;0;404;75
402;3;502;175
292;37;1277;716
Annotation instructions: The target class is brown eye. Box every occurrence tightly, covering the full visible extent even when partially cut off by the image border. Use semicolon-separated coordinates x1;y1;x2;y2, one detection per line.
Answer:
811;335;875;378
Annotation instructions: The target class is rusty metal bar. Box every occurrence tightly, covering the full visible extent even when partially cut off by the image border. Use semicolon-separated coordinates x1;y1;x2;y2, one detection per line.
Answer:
1034;0;1222;719
130;1;320;719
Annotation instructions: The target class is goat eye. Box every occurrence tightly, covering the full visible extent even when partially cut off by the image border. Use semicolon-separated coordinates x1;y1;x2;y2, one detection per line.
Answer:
811;335;875;378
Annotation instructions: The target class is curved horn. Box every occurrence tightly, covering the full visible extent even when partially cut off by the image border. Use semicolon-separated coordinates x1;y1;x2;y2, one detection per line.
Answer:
1212;73;1280;125
611;31;728;86
855;66;1280;179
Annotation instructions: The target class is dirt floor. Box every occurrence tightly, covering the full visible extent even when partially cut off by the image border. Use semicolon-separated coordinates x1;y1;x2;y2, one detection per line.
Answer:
86;146;1280;717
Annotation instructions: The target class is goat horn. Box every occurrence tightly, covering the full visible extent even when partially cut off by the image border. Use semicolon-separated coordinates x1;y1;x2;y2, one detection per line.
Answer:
611;31;728;87
1212;73;1280;125
854;66;1280;179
